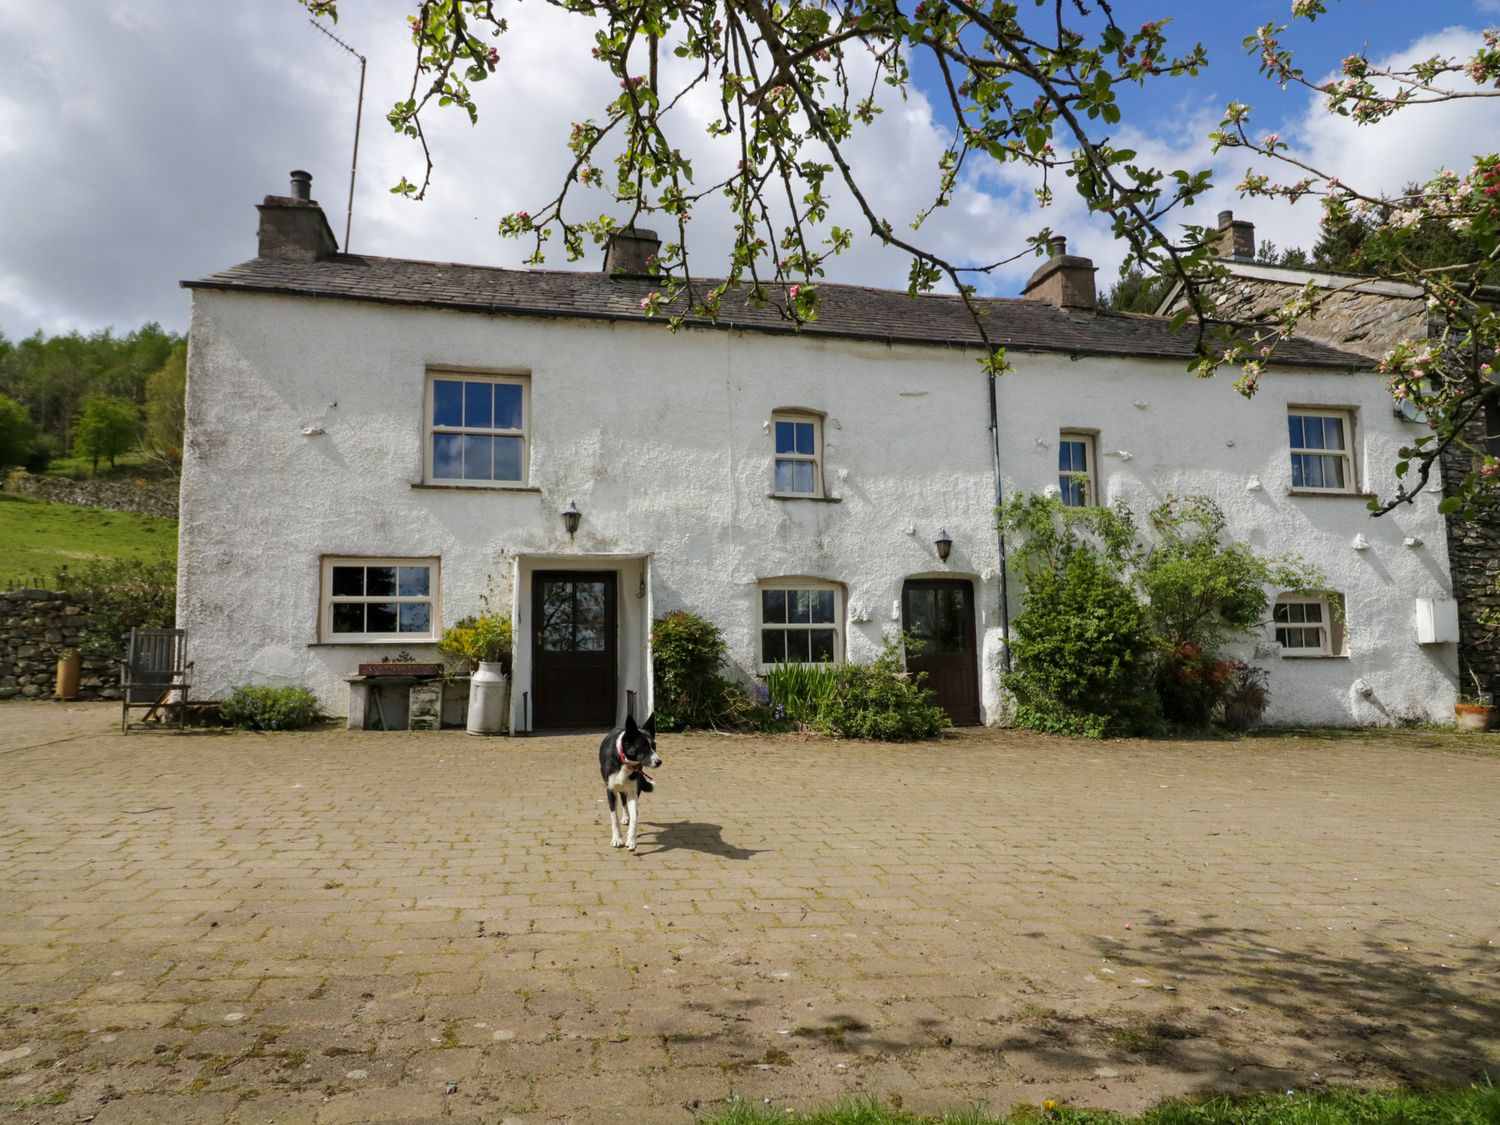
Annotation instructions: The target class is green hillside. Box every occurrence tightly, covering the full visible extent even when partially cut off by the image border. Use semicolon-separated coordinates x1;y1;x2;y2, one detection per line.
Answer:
0;493;177;589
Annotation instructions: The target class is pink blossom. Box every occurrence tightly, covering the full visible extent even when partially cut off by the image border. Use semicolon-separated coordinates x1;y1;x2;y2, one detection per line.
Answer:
789;284;801;300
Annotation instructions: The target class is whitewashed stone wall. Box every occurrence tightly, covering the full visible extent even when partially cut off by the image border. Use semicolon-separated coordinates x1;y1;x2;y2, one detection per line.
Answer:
180;288;1459;727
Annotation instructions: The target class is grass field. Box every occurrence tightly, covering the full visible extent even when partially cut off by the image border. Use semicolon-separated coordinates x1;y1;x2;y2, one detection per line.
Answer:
0;493;177;588
704;1086;1500;1124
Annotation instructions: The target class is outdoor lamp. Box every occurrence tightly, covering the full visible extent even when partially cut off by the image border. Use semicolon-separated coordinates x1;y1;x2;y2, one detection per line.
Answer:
562;501;582;537
934;528;953;562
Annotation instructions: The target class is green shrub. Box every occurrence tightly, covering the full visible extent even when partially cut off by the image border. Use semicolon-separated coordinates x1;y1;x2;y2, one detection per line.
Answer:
1002;494;1317;737
764;661;839;726
1139;496;1314;727
812;641;949;741
56;556;176;660
1002;497;1158;738
220;685;323;731
651;610;752;730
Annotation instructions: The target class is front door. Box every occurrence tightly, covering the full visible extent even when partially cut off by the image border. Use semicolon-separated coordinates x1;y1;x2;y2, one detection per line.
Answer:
901;579;980;725
532;571;617;729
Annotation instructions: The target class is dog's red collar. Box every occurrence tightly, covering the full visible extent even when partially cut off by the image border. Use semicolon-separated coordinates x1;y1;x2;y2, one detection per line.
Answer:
617;733;653;781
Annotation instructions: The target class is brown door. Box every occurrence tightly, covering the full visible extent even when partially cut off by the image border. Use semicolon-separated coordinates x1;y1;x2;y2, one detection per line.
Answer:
902;579;980;725
532;571;617;729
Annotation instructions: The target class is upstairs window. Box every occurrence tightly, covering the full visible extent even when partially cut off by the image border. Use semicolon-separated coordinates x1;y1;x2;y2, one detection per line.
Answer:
427;372;528;486
322;557;439;642
1288;409;1354;493
759;581;841;667
1058;430;1095;507
773;412;822;496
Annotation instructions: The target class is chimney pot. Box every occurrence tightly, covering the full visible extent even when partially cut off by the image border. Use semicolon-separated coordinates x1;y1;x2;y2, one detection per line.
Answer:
290;170;313;202
603;227;663;278
1022;234;1096;311
1217;209;1234;228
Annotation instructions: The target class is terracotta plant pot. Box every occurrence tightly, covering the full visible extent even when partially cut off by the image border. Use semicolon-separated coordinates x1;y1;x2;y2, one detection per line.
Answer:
1454;702;1497;732
55;651;82;700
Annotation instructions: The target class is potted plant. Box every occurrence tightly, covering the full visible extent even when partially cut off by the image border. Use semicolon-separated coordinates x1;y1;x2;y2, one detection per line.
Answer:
1455;670;1496;732
438;613;512;736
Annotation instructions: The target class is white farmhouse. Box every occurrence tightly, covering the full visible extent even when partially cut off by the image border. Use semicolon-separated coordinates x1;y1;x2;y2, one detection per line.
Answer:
178;173;1461;729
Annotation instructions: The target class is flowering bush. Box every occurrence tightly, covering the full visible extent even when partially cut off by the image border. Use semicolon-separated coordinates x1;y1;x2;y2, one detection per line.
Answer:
1004;494;1316;736
438;613;512;670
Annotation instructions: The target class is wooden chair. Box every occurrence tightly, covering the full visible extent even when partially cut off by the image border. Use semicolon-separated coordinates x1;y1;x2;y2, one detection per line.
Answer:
121;628;193;733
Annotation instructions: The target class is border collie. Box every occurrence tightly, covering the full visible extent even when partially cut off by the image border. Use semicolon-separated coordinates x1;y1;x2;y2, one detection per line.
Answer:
599;713;660;851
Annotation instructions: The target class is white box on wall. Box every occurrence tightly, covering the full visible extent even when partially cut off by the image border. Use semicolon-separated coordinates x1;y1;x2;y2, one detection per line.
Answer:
1415;598;1459;645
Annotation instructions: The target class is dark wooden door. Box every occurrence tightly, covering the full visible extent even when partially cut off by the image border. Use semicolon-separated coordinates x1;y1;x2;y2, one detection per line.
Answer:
532;571;617;729
901;579;980;725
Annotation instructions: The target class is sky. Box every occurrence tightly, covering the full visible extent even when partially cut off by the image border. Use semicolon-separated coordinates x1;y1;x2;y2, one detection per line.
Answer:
0;0;1494;340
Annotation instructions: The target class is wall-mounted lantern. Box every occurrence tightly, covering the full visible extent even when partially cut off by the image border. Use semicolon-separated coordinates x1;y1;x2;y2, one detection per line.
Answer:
934;528;953;562
562;500;582;537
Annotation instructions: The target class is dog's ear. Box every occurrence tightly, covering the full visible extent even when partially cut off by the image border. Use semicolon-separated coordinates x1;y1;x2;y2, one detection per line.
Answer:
624;713;639;738
642;712;656;737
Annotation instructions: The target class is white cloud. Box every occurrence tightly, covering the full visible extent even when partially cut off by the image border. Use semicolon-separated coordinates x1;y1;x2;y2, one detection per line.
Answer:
0;6;1492;338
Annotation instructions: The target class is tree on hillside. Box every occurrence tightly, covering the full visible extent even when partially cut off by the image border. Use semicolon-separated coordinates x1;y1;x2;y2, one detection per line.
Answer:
73;396;140;475
0;393;33;469
95;324;178;406
144;341;187;466
0;326;184;460
303;0;1499;511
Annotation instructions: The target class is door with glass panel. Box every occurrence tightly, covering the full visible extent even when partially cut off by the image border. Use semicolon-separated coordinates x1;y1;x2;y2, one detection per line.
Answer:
531;572;617;729
901;579;979;725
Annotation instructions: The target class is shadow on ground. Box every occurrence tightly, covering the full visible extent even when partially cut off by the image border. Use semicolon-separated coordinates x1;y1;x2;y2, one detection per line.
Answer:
642;820;767;859
1066;921;1500;1090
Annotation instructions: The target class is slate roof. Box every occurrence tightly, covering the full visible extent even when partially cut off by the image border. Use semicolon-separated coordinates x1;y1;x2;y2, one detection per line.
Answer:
184;253;1372;370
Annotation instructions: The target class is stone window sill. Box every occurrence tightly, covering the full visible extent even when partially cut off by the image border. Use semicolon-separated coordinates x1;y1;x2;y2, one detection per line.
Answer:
1286;489;1376;500
411;483;541;494
307;641;439;648
768;493;842;503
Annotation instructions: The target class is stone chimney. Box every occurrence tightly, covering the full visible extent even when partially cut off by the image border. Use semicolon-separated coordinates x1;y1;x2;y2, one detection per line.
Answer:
1215;210;1255;261
603;227;661;277
1021;235;1096;311
256;170;339;262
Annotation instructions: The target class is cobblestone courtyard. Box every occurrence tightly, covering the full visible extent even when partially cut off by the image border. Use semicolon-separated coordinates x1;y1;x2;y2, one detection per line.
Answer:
2;703;1497;1123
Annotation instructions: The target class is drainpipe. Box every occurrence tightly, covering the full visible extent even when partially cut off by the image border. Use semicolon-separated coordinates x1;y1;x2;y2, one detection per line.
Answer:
988;362;1012;674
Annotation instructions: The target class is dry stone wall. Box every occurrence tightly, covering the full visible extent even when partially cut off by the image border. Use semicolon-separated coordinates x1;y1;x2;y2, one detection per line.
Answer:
0;590;119;701
4;471;179;519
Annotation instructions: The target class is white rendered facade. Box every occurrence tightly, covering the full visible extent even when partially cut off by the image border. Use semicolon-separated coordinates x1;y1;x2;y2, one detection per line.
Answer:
178;281;1460;729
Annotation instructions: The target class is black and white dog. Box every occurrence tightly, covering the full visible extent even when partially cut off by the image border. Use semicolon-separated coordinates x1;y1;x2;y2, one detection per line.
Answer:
599;713;661;851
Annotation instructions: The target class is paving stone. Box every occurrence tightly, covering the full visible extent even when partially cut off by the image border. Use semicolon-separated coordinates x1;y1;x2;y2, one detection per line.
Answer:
92;1092;240;1124
2;703;1499;1121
